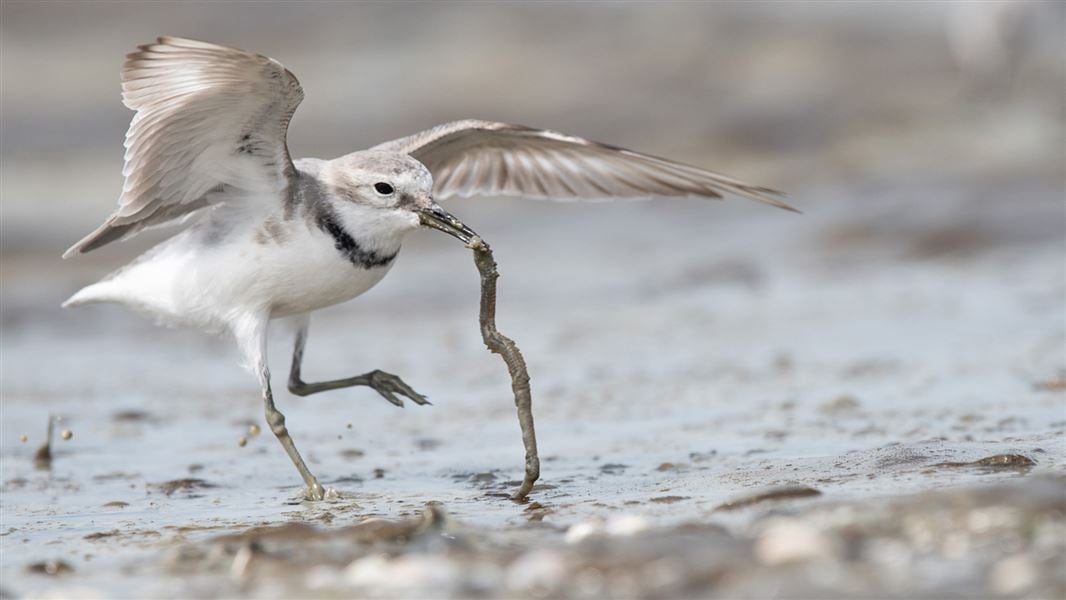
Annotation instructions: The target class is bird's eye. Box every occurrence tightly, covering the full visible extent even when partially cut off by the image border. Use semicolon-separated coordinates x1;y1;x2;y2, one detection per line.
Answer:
373;182;394;196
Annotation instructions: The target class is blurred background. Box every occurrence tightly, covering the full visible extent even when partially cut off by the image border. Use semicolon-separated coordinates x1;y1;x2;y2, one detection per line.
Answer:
3;2;1063;256
1;2;1064;598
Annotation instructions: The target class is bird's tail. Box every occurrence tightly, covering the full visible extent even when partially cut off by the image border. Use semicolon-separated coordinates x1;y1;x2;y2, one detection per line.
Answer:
62;281;119;308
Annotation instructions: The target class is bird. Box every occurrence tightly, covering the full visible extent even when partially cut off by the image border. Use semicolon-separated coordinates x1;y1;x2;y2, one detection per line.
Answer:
63;37;794;501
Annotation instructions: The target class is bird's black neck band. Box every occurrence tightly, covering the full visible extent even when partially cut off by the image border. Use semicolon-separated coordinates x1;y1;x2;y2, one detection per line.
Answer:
314;206;397;269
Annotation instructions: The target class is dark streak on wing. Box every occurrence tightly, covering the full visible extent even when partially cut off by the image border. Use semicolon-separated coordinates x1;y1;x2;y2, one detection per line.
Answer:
253;215;287;246
71;195;216;255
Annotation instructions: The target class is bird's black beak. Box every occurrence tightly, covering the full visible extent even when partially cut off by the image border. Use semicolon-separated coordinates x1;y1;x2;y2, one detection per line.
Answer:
418;203;478;245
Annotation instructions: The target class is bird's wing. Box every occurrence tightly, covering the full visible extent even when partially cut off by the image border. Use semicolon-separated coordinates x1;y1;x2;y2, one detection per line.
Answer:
372;119;794;211
63;36;304;258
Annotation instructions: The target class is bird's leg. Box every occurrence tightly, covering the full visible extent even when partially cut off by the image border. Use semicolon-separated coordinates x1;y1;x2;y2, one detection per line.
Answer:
261;371;326;501
242;315;326;501
287;319;430;408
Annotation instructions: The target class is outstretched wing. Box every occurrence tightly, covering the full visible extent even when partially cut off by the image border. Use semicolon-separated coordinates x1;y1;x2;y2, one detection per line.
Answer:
372;119;794;211
63;36;304;258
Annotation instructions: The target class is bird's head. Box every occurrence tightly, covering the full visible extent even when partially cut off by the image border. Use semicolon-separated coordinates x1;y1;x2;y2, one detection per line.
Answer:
323;150;477;245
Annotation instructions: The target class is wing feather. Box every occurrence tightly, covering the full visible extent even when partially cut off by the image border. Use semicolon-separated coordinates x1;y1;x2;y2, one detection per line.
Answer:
64;36;304;257
372;119;794;211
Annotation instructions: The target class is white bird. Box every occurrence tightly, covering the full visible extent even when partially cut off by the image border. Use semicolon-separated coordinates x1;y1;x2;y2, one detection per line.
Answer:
64;37;794;500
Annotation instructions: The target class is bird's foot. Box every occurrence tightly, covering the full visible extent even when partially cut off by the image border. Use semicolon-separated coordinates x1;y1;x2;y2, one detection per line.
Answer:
366;370;430;407
302;482;338;501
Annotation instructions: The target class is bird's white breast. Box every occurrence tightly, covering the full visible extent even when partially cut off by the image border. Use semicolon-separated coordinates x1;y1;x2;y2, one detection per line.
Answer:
96;206;399;332
255;217;398;318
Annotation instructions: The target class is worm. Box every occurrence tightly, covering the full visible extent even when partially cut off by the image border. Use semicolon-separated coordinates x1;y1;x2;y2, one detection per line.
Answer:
469;237;540;501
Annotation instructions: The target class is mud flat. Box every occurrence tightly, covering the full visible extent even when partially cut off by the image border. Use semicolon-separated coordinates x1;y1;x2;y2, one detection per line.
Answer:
3;179;1064;598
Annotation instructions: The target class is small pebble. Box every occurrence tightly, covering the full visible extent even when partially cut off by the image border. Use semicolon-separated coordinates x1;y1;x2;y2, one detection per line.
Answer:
248;424;260;437
507;549;566;593
347;423;353;429
565;514;649;544
819;394;861;415
990;554;1038;595
755;518;832;565
26;559;74;576
20;434;28;443
61;430;73;441
238;437;247;447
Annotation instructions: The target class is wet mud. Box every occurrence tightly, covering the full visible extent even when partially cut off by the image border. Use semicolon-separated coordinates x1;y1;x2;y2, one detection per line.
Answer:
133;478;1066;598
